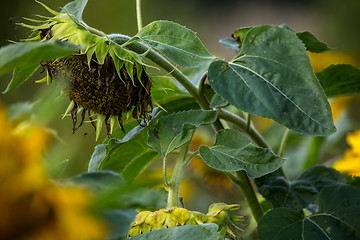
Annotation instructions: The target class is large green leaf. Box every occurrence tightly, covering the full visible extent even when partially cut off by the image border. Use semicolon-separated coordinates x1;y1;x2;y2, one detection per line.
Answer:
88;110;162;184
0;40;81;76
208;25;335;136
137;20;215;68
147;110;217;157
129;223;223;240
62;0;88;22
256;166;347;210
3;64;40;93
317;64;360;98
199;129;285;178
258;184;360;240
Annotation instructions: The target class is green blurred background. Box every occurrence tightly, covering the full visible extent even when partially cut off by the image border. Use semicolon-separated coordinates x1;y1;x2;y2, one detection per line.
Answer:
0;0;359;218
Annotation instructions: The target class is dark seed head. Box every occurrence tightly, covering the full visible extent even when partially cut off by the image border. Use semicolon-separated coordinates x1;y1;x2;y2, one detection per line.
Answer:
45;54;152;135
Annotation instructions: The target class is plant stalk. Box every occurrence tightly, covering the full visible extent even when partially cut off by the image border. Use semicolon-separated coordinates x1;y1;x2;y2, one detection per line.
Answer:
167;140;192;208
217;109;270;149
136;0;143;31
278;128;290;157
226;171;264;223
109;34;264;220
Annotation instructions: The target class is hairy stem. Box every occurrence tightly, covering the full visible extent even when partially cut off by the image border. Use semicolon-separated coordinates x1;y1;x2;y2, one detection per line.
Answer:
136;0;143;31
109;34;264;220
167;140;192;208
226;171;264;223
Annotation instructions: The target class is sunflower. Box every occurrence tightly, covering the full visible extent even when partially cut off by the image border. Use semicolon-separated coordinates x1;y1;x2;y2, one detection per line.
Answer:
18;1;153;140
333;130;360;176
0;103;105;240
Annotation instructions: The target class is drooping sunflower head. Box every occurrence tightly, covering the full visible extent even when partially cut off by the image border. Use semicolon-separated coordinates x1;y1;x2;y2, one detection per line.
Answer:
20;1;153;140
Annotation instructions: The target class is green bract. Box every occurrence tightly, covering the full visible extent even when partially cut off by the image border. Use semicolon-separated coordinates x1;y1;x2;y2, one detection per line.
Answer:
18;1;153;140
128;203;243;239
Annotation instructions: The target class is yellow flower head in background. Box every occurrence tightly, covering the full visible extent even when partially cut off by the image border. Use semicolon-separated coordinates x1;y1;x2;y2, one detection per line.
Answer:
333;130;360;176
0;103;105;240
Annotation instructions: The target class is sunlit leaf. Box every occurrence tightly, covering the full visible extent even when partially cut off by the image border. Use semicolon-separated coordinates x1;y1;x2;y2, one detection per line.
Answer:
199;129;285;178
317;64;360;98
137;20;215;68
62;0;88;22
208;25;335;136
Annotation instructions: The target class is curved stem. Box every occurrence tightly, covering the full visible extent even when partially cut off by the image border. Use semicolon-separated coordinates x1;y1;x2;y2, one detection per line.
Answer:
136;0;143;31
226;171;264;223
183;150;200;167
278;128;290;157
198;72;208;102
246;113;252;132
108;34;264;220
109;34;210;109
217;109;270;150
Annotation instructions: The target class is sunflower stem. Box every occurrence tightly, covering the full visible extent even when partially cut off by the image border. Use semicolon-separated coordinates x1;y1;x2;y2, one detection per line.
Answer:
226;171;264;223
217;109;270;149
278;128;290;157
136;0;143;31
167;139;192;208
109;34;266;220
163;155;170;188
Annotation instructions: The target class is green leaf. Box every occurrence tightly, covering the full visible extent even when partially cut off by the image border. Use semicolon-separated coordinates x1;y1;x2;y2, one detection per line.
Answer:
209;93;228;108
256;165;347;210
0;40;81;76
62;0;88;22
62;170;125;190
258;184;360;240
3;64;40;93
296;31;330;53
148;110;217;157
199;129;285;178
219;37;240;51
137;20;215;68
89;134;159;184
88;110;162;184
208;25;335;136
317;64;360;98
102;209;137;240
232;27;252;47
129;223;223;240
151;75;196;112
4;66;40;94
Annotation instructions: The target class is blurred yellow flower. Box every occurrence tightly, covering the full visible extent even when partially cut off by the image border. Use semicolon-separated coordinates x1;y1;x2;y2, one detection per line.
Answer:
333;130;360;176
0;103;105;240
308;51;359;72
330;96;354;122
